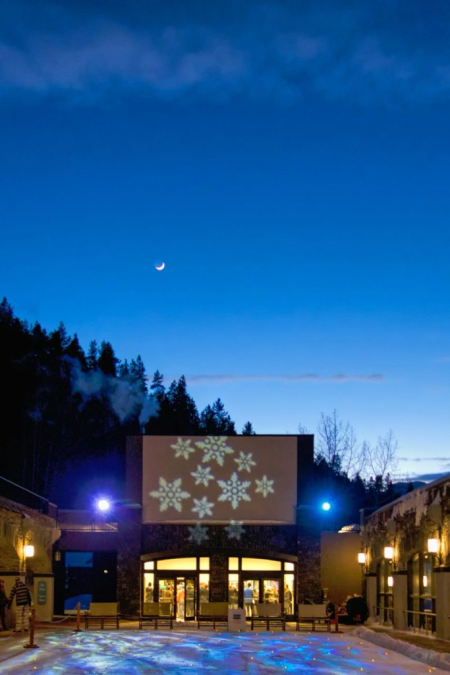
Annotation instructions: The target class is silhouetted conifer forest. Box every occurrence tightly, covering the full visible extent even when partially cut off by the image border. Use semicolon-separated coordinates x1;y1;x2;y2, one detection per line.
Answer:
1;298;397;516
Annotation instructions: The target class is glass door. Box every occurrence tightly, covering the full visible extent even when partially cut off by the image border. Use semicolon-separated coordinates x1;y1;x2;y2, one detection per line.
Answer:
262;579;280;604
243;579;259;616
174;576;196;621
158;578;175;616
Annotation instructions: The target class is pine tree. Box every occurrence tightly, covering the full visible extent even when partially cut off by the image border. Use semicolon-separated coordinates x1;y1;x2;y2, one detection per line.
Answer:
65;333;87;369
242;421;255;435
86;340;98;370
98;341;118;377
130;355;148;394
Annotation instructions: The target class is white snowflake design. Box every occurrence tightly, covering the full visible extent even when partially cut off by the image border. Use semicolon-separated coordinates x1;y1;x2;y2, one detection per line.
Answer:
225;520;246;540
195;436;234;466
254;475;275;498
149;477;191;512
188;523;209;545
171;437;195;460
192;496;215;519
234;451;257;473
217;472;251;510
191;464;215;487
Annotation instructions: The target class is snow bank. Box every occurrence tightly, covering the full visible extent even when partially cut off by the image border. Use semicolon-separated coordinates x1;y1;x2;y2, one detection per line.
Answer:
352;627;450;672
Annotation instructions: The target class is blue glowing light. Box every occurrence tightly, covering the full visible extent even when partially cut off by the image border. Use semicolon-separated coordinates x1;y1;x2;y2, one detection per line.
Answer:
321;501;331;512
97;498;111;512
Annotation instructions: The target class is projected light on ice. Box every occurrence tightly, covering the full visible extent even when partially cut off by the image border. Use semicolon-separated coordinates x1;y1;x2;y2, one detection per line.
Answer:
3;629;437;675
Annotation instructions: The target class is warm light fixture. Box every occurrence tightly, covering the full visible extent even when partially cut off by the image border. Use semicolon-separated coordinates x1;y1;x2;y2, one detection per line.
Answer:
387;576;394;587
24;544;35;558
423;575;428;588
384;546;394;560
54;551;62;562
427;538;439;554
358;552;367;564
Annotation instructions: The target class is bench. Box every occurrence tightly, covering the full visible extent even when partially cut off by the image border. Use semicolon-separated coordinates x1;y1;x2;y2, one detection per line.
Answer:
197;602;229;629
139;602;173;630
251;603;286;631
296;604;338;632
84;602;120;629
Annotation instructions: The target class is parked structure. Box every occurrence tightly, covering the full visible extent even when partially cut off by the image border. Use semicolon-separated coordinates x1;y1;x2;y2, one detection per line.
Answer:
360;473;450;640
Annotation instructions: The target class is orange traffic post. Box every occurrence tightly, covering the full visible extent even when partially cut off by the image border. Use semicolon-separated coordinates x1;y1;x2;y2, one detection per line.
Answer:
24;608;39;649
74;601;83;633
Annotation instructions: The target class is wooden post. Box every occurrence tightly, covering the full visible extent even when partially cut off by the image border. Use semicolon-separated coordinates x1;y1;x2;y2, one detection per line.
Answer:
23;608;39;649
74;601;83;633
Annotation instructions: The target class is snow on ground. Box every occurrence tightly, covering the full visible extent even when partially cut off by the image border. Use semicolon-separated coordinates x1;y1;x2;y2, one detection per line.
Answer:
0;629;447;674
353;627;450;672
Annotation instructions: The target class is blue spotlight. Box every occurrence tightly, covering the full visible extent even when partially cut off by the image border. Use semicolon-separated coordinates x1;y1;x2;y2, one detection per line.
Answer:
96;498;111;513
321;501;331;512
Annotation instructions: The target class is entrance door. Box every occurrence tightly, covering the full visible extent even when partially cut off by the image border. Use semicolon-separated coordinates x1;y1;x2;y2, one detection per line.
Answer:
175;577;196;621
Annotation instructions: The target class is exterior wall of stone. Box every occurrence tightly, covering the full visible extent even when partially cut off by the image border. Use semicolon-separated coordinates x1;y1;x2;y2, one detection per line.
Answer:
362;474;450;638
0;497;58;576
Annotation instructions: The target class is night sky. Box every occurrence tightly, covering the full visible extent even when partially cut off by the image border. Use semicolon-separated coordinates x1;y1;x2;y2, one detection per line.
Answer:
1;0;450;481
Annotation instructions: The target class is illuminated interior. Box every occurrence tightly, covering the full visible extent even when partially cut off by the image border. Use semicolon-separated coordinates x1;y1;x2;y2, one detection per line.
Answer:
142;555;296;618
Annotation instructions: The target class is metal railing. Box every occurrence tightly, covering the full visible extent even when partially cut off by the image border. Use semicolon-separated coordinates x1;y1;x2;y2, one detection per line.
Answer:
403;609;436;635
373;605;394;625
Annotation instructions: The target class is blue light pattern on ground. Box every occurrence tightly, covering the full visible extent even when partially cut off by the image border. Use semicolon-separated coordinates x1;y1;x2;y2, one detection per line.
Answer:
0;631;444;674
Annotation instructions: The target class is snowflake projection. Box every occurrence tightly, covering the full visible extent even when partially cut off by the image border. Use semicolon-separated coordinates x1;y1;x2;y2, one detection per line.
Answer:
234;451;257;473
217;472;251;510
171;437;195;460
195;436;234;466
192;496;215;519
191;464;215;487
225;520;246;540
254;475;275;498
149;477;190;513
188;523;209;545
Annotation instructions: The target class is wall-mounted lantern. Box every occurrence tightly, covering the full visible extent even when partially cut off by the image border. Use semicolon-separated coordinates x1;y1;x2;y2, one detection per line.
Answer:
387;576;394;587
357;552;367;565
427;538;439;554
384;546;394;560
24;544;35;558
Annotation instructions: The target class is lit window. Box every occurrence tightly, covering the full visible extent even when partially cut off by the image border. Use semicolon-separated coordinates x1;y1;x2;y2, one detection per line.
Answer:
157;557;197;570
241;558;282;571
199;557;210;570
144;561;154;570
228;557;239;571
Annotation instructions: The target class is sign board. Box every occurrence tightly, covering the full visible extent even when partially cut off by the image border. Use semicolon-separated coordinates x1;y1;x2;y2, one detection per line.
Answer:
228;608;247;631
37;580;47;606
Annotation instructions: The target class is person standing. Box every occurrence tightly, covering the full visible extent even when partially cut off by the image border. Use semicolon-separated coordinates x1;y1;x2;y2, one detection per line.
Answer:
8;577;32;632
244;583;254;616
0;580;8;631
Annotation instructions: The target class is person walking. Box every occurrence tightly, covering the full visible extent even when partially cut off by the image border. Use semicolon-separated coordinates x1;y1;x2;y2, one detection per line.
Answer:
0;580;8;631
8;577;32;632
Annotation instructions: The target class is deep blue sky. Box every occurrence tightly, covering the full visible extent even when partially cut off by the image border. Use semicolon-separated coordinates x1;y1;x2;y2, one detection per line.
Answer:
1;0;450;481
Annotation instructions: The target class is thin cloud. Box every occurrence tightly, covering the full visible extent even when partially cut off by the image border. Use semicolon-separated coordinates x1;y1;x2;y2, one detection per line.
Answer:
1;0;450;104
186;373;384;385
398;457;450;463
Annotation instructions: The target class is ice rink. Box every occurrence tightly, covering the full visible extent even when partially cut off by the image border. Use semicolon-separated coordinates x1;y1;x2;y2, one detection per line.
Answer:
0;629;448;674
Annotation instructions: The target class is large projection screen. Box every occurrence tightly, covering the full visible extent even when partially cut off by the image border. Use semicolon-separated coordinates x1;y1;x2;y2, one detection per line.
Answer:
142;435;298;524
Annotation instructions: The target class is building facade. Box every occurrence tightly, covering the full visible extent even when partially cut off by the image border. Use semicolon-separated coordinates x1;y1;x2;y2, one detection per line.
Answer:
361;473;450;640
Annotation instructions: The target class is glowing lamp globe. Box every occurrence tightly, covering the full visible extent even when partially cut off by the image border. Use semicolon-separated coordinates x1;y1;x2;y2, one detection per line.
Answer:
321;501;331;512
427;538;439;553
97;499;111;513
24;544;35;558
384;546;394;560
357;552;367;564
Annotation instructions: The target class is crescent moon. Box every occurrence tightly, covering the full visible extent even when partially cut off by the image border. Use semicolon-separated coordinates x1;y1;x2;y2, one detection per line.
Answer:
155;262;165;271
